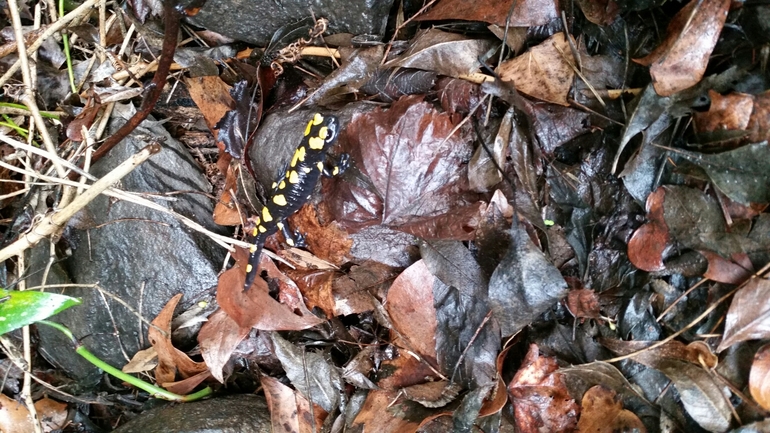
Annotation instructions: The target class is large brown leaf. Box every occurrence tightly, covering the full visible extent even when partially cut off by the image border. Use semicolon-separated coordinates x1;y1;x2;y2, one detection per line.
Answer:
719;277;770;351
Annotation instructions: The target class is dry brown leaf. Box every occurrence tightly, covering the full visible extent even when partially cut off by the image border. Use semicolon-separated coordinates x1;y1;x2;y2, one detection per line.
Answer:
185;75;234;136
508;344;579;433
576;386;646;433
496;33;575;106
634;0;730;96
262;375;327;432
719;277;770;352
386;260;439;362
0;394;68;433
749;344;770;411
217;257;324;331
122;346;158;374
198;308;251;383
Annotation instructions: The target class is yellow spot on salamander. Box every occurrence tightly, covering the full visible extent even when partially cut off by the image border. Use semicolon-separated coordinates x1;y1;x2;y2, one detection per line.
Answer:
249;244;257;253
252;227;258;237
319;126;329;140
288;171;299;184
303;167;312;174
286;238;295;246
262;207;273;222
246;264;253;273
276;222;284;230
313;113;324;125
309;136;324;150
271;181;277;189
278;180;286;189
258;225;267;233
317;161;324;171
273;194;287;206
332;166;340;176
291;146;306;167
304;119;313;136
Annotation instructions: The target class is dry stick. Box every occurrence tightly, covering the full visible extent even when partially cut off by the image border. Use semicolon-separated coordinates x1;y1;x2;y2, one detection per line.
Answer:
0;0;101;88
0;144;161;263
89;4;180;164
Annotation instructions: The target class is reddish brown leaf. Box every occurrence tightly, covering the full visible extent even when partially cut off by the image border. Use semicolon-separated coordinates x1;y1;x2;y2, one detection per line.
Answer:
701;250;753;285
718;277;770;352
693;90;754;133
198;308;251;383
184;75;234;140
350;389;425;432
497;33;575;106
332;261;401;316
329;95;476;231
217;261;323;331
212;162;242;226
418;0;558;27
575;0;620;25
576;386;646;433
601;339;718;369
747;90;770;144
286;268;336;318
386;260;439;363
148;294;207;387
262;375;327;432
508;344;579;433
634;0;730;96
66;98;101;141
287;204;352;265
749;344;770;411
628;187;668;272
566;289;601;320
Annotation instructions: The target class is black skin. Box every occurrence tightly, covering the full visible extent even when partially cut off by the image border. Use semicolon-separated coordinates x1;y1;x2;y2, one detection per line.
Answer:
243;113;349;291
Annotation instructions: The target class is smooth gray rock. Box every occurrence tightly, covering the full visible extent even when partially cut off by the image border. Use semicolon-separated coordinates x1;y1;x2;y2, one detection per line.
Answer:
184;0;394;46
33;114;224;383
112;394;272;433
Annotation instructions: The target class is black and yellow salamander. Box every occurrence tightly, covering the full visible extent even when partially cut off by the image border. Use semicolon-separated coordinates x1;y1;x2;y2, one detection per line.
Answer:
243;113;349;290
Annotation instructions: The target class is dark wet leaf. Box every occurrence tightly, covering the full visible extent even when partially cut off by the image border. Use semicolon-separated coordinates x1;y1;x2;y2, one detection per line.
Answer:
560;361;651;405
418;0;559;27
652;359;731;432
422;241;499;388
488;225;568;337
719;277;770;352
575;0;620;25
674;142;770;205
270;332;343;413
330;95;476;232
385;29;495;78
215;80;259;159
360;68;437;102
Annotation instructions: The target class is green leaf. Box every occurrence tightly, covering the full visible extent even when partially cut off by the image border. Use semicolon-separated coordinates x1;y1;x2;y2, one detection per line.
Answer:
0;289;81;335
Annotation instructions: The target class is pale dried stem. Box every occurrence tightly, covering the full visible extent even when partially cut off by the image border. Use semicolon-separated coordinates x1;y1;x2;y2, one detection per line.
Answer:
0;0;100;88
0;144;160;262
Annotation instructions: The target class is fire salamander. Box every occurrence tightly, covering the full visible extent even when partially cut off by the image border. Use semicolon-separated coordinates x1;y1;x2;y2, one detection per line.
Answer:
243;113;349;290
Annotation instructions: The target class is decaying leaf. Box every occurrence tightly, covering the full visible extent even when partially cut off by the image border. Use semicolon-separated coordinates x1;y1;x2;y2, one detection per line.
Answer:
719;277;770;352
749;344;770;412
418;0;559;27
634;0;731;96
496;33;575;106
509;344;579;433
576;385;646;433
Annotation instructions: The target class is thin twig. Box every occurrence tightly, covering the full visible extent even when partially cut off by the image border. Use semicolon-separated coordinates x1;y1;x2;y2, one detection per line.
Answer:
0;144;161;262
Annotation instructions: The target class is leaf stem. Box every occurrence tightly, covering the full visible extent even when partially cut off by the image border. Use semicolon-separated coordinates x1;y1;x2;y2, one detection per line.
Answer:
36;320;212;402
